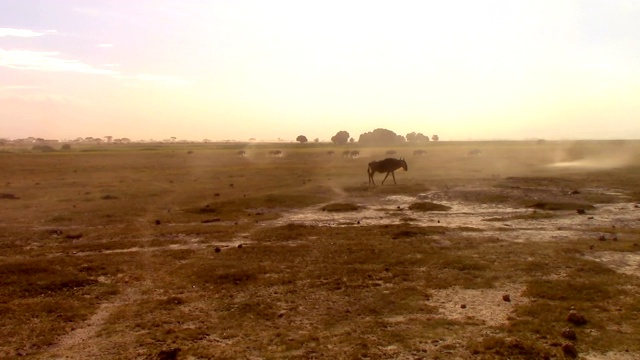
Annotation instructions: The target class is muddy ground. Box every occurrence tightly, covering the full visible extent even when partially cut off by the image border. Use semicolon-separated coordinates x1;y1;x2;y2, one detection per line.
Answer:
1;141;639;359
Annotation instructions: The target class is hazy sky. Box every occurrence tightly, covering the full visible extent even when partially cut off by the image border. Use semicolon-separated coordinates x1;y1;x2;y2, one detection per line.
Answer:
1;1;639;141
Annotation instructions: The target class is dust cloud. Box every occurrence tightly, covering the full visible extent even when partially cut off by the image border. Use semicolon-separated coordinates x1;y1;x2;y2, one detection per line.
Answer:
548;141;640;170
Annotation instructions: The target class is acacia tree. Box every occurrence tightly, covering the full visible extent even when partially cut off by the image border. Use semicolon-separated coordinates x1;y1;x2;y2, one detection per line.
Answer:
296;135;308;144
331;131;350;145
406;132;429;143
431;135;439;141
358;128;406;145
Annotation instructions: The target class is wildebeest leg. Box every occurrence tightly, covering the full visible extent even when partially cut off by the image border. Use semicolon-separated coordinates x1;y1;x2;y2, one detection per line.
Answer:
391;171;397;184
368;168;375;185
381;172;391;185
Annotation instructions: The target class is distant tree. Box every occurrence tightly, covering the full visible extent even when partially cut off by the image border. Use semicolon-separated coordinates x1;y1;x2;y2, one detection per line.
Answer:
296;135;308;144
349;137;355;144
32;145;55;152
249;138;256;141
407;132;429;143
431;135;439;142
61;144;71;150
203;139;211;143
358;128;406;146
104;136;112;143
331;131;350;145
170;137;177;143
416;133;429;142
314;138;319;143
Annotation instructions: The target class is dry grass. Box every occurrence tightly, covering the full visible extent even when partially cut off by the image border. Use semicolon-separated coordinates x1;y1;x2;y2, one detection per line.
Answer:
0;140;639;359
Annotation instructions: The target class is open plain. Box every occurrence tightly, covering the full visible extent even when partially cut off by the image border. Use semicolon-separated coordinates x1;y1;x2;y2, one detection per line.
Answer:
1;140;640;359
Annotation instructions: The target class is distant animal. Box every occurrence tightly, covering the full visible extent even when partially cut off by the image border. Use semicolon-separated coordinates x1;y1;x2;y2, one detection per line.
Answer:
368;158;408;185
268;150;282;157
237;150;246;157
413;149;427;156
342;150;359;158
386;150;396;156
468;149;481;156
327;150;335;156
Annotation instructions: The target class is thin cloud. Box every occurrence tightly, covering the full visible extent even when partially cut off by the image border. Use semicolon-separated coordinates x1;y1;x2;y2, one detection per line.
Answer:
97;43;114;48
0;28;56;37
0;48;118;75
0;49;190;87
133;74;192;86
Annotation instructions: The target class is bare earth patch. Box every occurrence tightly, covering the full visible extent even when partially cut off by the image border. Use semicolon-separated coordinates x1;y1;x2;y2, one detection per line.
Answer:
583;252;640;277
583;351;640;360
46;286;143;359
427;284;527;327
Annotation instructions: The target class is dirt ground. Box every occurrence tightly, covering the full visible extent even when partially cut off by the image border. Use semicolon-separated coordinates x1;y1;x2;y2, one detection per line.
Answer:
1;140;639;359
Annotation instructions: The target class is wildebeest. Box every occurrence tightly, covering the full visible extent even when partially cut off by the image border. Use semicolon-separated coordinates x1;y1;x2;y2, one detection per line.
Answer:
268;150;282;157
327;150;335;156
237;150;246;157
343;150;359;158
468;149;481;156
413;149;427;156
386;150;396;156
368;158;408;185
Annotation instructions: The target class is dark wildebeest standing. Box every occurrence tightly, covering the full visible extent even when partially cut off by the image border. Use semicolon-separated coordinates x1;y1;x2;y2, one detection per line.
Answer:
368;158;408;185
413;149;427;156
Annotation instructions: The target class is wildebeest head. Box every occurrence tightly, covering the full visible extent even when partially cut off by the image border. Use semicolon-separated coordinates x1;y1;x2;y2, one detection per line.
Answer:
400;158;408;171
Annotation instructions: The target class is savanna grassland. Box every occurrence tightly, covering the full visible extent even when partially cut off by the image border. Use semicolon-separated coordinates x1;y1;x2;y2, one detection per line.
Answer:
1;140;640;360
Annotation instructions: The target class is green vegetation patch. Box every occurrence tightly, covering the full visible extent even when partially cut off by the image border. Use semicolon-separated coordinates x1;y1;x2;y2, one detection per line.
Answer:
526;202;595;211
467;335;554;359
408;201;451;211
321;202;360;212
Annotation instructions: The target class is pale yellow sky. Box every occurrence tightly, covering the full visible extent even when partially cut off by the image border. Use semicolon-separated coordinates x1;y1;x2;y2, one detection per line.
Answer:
1;1;639;141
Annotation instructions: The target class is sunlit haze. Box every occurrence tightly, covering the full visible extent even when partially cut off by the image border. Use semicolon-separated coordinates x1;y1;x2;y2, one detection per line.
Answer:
1;1;639;142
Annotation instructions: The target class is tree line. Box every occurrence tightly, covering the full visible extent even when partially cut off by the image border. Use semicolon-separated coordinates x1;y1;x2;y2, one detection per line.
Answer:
296;128;438;145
